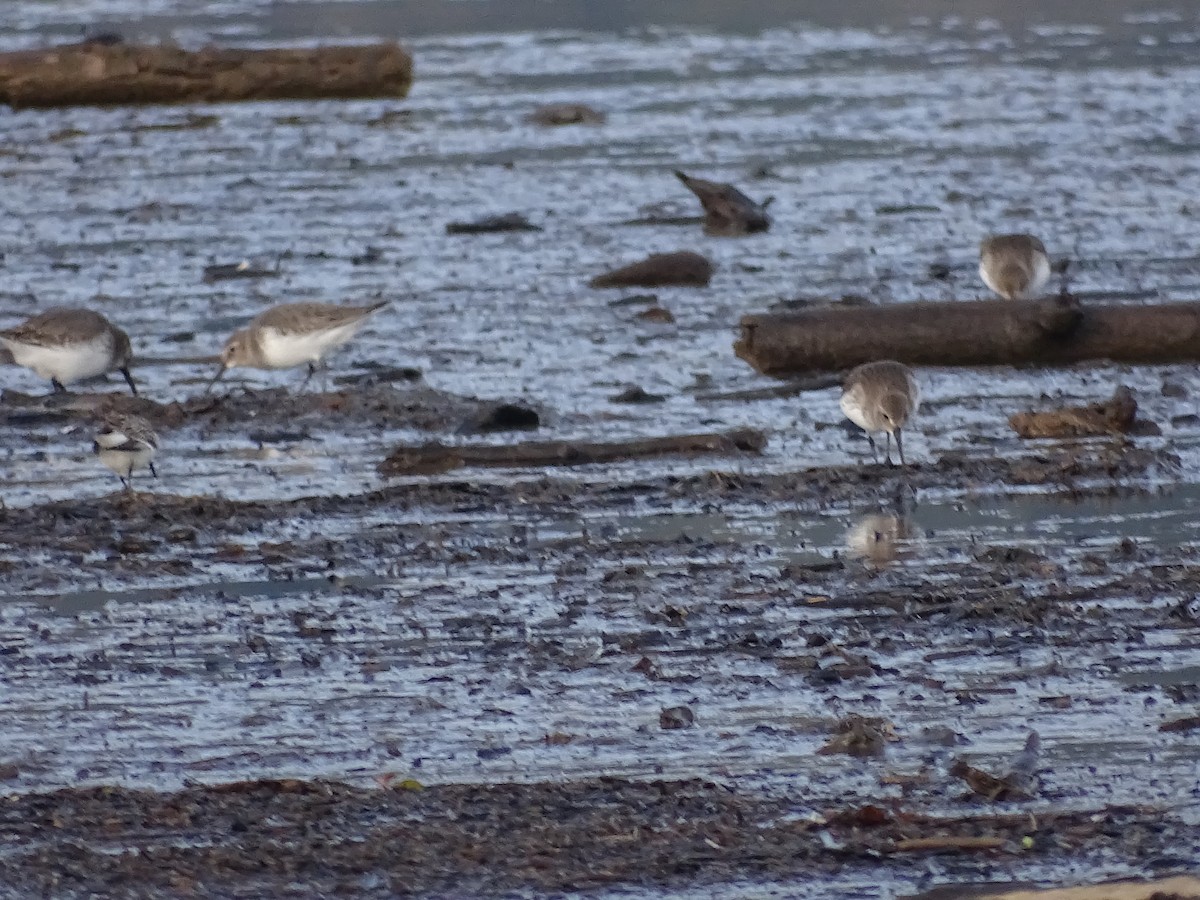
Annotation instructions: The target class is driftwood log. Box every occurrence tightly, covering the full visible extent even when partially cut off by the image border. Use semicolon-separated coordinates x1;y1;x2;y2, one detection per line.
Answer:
379;428;766;476
735;298;1200;375
0;42;413;109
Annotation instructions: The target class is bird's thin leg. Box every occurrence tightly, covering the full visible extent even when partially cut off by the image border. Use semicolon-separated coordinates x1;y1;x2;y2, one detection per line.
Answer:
120;367;138;396
150;462;158;479
300;362;317;390
884;432;894;467
51;378;67;393
896;429;906;466
120;474;131;492
867;433;878;464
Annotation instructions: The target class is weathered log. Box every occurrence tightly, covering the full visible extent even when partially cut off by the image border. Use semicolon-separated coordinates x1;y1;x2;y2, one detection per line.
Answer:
735;298;1200;375
379;428;766;476
0;42;413;109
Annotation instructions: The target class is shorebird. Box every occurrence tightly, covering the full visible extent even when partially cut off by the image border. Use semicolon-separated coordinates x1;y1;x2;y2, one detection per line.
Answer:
0;307;136;394
94;414;158;491
673;170;771;236
840;360;920;466
207;300;388;391
979;234;1051;300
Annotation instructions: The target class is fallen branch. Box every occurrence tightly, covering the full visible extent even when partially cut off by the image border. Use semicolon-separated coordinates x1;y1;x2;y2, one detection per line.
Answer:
892;835;1007;852
0;41;413;109
693;374;841;402
379;428;766;476
735;298;1200;375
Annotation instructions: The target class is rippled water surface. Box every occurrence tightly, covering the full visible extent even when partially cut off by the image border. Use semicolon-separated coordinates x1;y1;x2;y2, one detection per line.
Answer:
1;2;1199;895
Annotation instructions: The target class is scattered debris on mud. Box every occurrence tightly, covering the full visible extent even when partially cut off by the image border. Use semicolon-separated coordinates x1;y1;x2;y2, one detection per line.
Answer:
0;777;1194;898
1010;385;1159;438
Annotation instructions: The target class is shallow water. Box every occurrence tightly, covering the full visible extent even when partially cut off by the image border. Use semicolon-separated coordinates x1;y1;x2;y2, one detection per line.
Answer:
1;2;1199;894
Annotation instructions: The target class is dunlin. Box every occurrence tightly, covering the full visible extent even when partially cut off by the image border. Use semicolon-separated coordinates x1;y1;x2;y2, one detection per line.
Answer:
0;307;136;394
93;414;158;491
840;360;920;466
674;170;771;236
207;300;388;391
979;234;1051;300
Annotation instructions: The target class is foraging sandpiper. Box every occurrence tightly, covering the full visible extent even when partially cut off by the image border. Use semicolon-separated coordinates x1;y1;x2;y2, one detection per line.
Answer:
979;234;1051;300
94;414;158;491
0;307;136;394
840;360;920;466
207;300;388;391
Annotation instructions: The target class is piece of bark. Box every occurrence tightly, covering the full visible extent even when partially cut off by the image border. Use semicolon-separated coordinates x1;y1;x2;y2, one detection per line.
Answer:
735;298;1200;374
609;386;666;404
445;213;542;235
636;306;676;324
1159;714;1200;733
378;427;766;476
461;403;541;433
659;706;695;729
526;103;605;126
590;251;713;289
1010;386;1158;438
816;714;894;758
0;42;413;109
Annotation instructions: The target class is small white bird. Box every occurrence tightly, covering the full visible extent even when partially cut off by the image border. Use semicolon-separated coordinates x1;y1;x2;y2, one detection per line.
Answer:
839;360;920;466
207;300;388;391
0;307;136;394
979;234;1051;300
93;414;158;491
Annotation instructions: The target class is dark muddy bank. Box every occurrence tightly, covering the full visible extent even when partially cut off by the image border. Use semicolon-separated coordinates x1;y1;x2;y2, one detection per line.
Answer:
1;777;1195;899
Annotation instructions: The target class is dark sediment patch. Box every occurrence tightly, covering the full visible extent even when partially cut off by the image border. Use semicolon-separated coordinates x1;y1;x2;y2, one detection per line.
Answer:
0;777;1191;898
0;383;495;434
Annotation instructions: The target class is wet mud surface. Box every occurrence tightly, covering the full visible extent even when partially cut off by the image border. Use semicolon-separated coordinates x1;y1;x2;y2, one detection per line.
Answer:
2;2;1200;897
1;778;1196;899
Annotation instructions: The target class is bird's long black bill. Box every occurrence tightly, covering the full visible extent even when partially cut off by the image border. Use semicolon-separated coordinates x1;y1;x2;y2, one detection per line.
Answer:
205;365;227;395
120;367;138;396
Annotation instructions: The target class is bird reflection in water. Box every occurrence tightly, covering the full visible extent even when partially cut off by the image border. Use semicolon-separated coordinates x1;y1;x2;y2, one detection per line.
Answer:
845;514;915;568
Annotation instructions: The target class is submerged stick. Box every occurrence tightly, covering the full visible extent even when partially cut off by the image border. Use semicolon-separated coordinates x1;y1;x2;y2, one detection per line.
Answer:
892;835;1007;852
0;42;413;109
735;298;1200;376
379;428;766;476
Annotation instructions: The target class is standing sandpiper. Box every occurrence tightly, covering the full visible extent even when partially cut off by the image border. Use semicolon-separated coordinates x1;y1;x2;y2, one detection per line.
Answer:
207;300;389;391
0;307;137;394
979;234;1051;300
94;414;158;491
840;360;920;466
674;170;771;236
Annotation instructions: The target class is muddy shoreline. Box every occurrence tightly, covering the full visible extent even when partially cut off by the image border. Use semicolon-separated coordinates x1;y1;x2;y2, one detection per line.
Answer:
1;777;1195;898
3;3;1200;897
